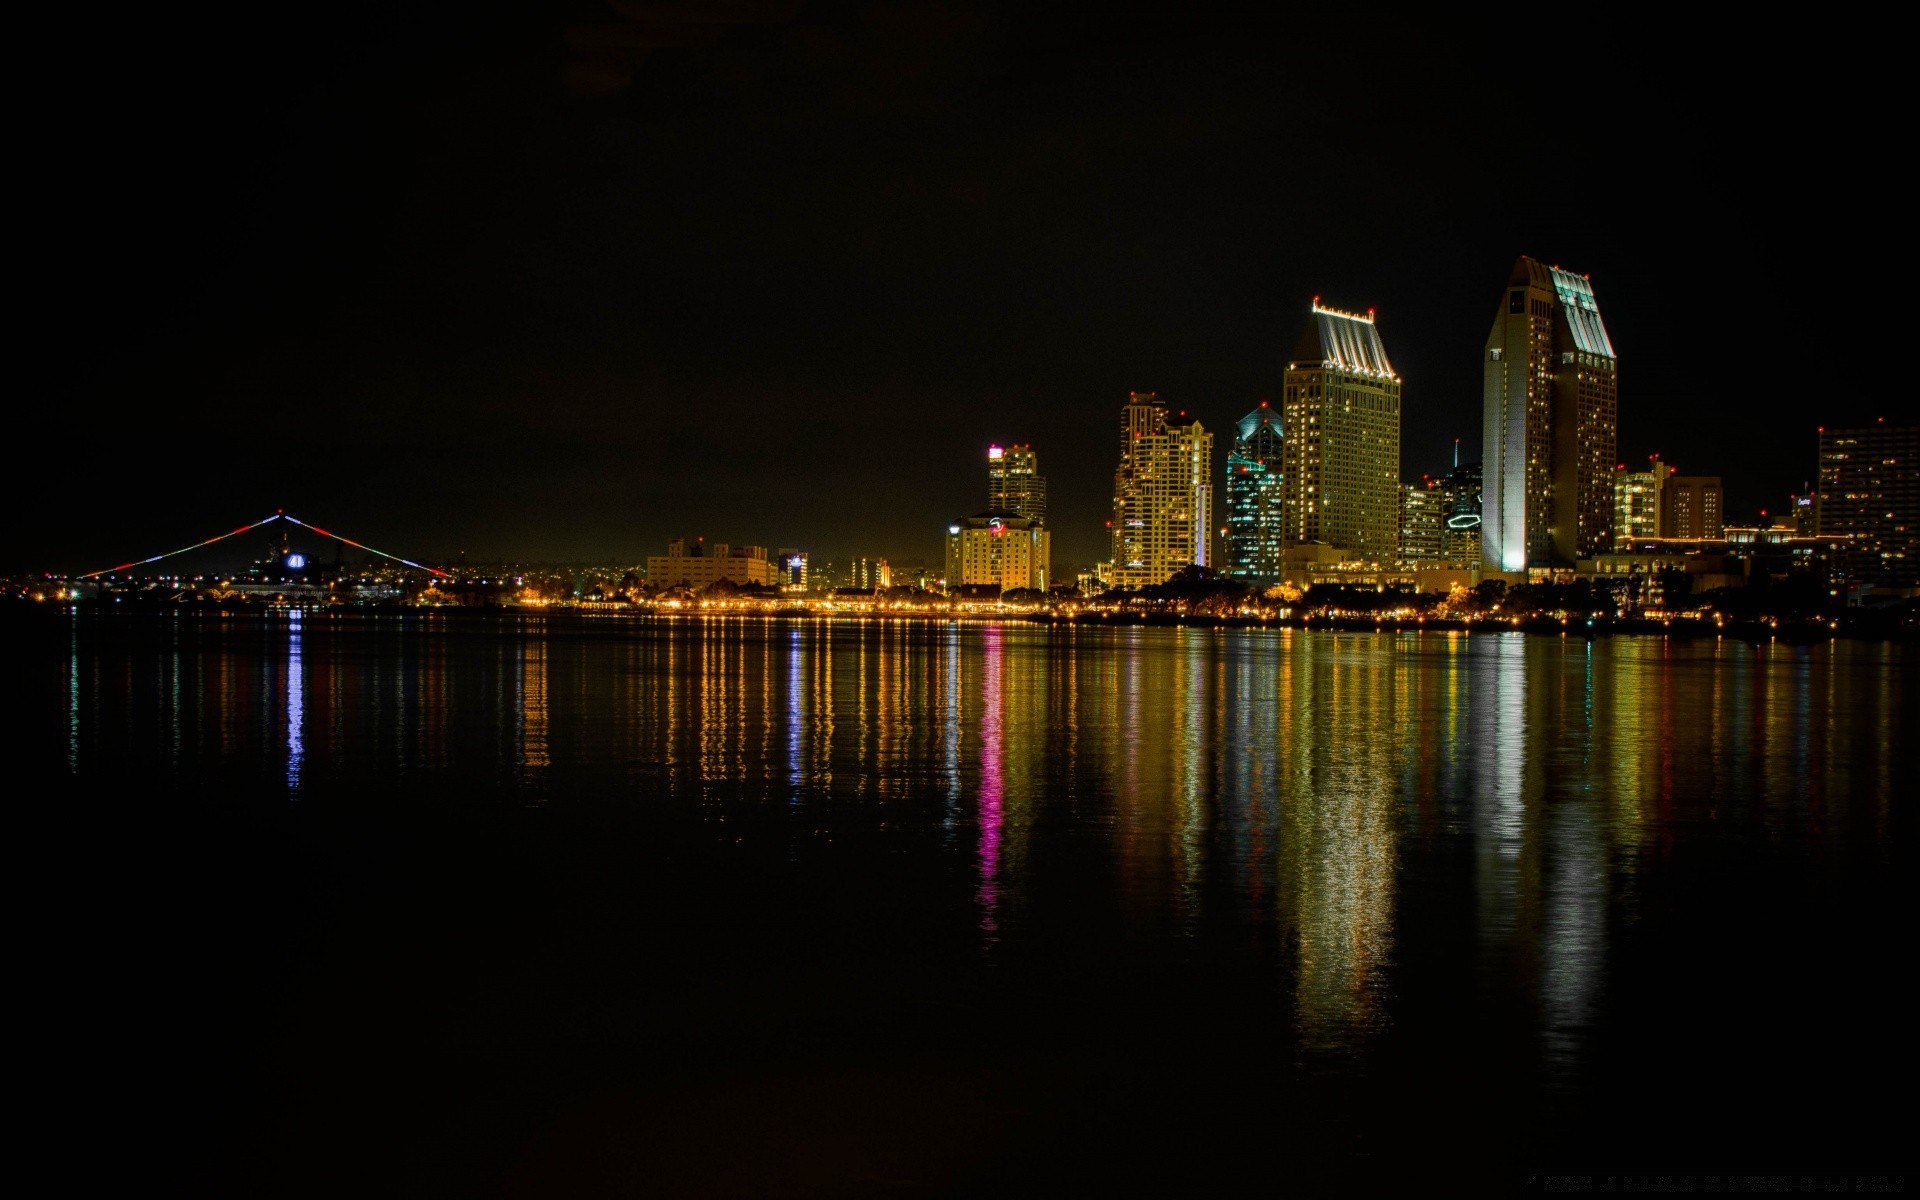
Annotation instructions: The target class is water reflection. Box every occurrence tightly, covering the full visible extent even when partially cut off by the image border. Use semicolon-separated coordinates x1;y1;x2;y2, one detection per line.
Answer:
43;615;1912;1075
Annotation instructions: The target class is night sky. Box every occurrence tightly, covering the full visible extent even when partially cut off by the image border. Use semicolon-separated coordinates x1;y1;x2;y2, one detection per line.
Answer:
21;3;1874;574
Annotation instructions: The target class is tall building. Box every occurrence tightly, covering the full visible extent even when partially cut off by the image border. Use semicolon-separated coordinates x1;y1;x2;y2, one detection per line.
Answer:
1442;460;1483;564
1224;402;1285;584
946;513;1050;593
1281;302;1402;564
1613;456;1666;548
1662;475;1724;539
647;538;775;588
1816;421;1918;585
774;548;809;592
1401;477;1448;565
1110;391;1214;589
987;444;1046;524
1482;256;1620;571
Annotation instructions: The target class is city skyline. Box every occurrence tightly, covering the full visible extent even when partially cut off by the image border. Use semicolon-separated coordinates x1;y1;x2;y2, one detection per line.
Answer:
16;6;1875;576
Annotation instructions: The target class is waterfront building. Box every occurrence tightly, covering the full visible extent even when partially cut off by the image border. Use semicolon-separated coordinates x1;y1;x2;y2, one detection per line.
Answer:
1224;402;1285;584
986;444;1047;525
1401;477;1448;565
1109;391;1214;588
1482;256;1620;571
946;513;1050;593
1613;456;1666;548
1662;474;1724;540
1816;420;1918;585
646;538;775;588
1441;460;1483;564
774;548;809;592
1281;302;1402;565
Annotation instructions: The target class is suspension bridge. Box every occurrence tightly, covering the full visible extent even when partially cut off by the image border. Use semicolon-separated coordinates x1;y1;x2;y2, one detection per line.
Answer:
77;511;448;580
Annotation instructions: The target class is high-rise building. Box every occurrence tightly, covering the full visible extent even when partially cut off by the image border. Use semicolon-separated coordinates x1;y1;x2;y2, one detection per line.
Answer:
1224;402;1285;584
1662;475;1724;539
1613;456;1666;548
1482;256;1620;571
987;444;1046;524
1281;302;1402;564
946;513;1050;593
1110;391;1214;589
1441;460;1483;564
1816;421;1918;585
1401;477;1448;565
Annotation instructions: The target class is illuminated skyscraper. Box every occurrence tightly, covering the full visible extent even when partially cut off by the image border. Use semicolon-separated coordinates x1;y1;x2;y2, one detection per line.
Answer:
1281;303;1402;564
1442;460;1482;563
1816;421;1917;585
1224;402;1284;584
1482;256;1619;570
986;444;1046;525
1401;477;1448;565
1110;391;1214;588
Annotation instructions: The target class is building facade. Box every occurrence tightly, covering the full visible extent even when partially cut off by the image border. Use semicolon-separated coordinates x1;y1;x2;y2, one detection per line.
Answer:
1280;303;1402;564
1662;475;1724;540
1401;478;1448;565
1224;402;1285;584
1441;460;1483;564
1816;421;1918;586
946;513;1050;593
646;538;775;588
1613;458;1665;548
1110;391;1214;588
1482;256;1620;571
986;444;1046;524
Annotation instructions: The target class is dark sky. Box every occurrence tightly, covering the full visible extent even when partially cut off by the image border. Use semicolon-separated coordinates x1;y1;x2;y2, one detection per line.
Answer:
19;3;1881;574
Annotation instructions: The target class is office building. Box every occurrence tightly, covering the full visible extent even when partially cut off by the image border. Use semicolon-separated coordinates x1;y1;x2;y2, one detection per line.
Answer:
1613;457;1666;548
1482;256;1620;570
986;444;1046;525
1662;474;1724;540
774;548;808;592
946;513;1050;593
1281;302;1402;564
1442;460;1483;564
1109;392;1214;589
1817;421;1918;585
1224;402;1285;584
647;538;775;588
1401;477;1448;565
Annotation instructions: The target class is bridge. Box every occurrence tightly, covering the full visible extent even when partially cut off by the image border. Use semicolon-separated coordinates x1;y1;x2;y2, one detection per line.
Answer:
78;511;448;580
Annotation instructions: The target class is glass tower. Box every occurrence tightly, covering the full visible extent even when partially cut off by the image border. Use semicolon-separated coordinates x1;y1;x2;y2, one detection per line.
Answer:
1225;402;1284;584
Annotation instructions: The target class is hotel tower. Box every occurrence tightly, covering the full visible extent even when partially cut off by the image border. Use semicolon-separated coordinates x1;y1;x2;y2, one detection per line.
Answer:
1482;256;1619;571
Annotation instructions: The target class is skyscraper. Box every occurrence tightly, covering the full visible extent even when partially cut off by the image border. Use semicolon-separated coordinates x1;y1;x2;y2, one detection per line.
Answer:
1224;402;1284;584
1280;302;1402;564
1441;460;1483;564
1482;256;1619;571
1816;421;1917;585
987;443;1046;524
1110;391;1214;589
1401;478;1448;565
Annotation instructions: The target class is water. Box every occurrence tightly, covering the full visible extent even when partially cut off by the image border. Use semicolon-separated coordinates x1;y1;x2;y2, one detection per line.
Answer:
8;612;1912;1194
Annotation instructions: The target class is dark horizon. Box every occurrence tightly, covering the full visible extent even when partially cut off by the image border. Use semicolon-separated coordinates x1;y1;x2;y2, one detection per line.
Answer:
19;4;1886;573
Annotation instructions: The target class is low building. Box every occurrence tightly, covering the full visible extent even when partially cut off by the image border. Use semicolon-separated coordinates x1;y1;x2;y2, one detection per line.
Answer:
946;513;1049;593
646;538;775;589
